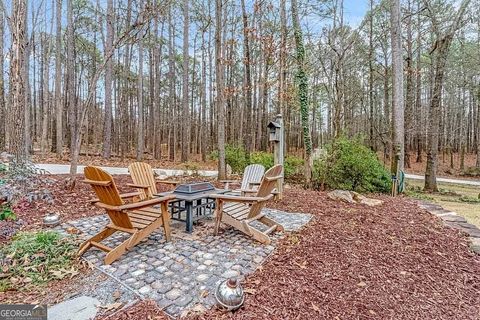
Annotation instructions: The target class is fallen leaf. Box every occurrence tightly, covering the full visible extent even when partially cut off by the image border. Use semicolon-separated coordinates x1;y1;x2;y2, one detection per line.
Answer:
99;302;123;311
311;302;320;311
294;261;308;269
244;288;257;295
112;290;121;301
357;281;367;287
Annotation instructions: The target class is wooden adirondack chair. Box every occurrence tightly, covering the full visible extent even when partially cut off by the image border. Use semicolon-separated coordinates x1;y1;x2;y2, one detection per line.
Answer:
128;162;179;200
79;166;174;265
221;164;265;195
212;164;284;244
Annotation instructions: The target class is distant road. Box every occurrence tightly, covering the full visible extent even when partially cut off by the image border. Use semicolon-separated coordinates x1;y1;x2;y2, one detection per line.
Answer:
405;173;480;187
35;163;218;177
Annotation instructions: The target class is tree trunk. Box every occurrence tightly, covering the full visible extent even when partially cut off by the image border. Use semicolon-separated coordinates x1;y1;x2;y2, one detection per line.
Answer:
0;10;5;150
103;0;114;159
241;0;253;158
390;0;405;186
291;0;313;184
425;0;471;191
215;0;226;180
54;0;63;157
181;0;189;162
7;0;27;162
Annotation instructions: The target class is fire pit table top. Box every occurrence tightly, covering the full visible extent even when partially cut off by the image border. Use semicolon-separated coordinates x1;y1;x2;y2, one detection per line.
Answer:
154;182;229;201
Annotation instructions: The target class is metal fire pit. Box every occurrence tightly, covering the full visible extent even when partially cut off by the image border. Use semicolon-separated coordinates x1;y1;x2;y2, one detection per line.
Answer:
155;182;229;233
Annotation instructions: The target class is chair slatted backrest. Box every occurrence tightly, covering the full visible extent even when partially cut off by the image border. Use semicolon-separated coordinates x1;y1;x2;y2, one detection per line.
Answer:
248;164;283;218
128;162;157;200
240;164;265;190
84;166;133;229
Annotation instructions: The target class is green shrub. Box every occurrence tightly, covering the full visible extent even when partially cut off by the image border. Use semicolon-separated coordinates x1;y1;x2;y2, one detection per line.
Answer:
313;137;391;193
250;152;274;170
249;152;303;179
0;231;78;291
210;144;249;174
285;155;304;179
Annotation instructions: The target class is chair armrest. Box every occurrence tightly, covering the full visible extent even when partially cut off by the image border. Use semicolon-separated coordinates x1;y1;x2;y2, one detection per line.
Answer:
155;178;181;185
119;194;176;210
209;194;273;203
93;194;176;211
89;192;142;204
82;179;111;186
127;183;150;189
219;180;238;183
239;189;258;194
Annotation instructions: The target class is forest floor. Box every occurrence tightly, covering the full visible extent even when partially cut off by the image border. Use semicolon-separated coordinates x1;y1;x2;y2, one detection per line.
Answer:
1;174;480;319
381;152;480;179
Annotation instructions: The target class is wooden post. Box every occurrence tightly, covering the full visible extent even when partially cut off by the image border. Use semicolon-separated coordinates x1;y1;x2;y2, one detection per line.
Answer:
274;114;284;199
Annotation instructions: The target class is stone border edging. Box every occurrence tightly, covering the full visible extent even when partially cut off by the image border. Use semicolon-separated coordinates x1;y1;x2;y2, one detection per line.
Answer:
417;200;480;254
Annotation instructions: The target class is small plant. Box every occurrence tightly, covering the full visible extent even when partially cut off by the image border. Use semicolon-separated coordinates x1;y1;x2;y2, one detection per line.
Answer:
458;195;480;204
183;162;200;176
404;189;435;201
0;231;79;291
0;204;16;221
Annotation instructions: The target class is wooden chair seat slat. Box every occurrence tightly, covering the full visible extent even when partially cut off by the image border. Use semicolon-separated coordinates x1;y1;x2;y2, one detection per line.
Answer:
127;213;157;222
224;203;250;216
128;209;162;218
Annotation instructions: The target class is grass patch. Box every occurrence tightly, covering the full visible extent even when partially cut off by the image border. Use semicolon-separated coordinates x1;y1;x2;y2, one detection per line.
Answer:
405;179;480;227
0;231;79;291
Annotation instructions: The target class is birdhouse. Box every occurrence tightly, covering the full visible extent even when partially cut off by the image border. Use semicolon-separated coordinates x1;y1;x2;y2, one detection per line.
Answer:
267;121;281;142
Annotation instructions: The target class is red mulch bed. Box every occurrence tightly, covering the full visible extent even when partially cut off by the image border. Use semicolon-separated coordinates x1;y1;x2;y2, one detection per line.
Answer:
4;176;480;319
98;300;169;320
187;188;480;320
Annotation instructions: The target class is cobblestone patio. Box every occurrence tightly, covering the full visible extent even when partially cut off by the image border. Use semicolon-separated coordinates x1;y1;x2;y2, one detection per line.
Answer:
56;208;312;317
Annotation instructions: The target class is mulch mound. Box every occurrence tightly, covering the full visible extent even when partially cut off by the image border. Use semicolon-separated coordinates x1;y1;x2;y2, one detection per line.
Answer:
188;188;480;320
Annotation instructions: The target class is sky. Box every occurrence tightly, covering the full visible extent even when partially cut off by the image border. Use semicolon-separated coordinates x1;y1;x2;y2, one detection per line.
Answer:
343;0;369;27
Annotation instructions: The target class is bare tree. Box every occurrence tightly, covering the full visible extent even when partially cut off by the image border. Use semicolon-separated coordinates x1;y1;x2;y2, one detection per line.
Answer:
181;0;189;162
103;0;114;159
215;0;226;179
54;0;62;157
390;0;404;187
291;0;313;184
424;0;471;191
0;10;5;150
7;0;27;162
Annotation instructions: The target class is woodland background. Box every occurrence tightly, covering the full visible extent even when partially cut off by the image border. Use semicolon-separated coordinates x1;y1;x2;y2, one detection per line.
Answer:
0;0;479;188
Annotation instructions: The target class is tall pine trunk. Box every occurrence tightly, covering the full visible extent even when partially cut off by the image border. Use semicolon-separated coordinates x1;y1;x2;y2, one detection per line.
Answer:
291;0;313;184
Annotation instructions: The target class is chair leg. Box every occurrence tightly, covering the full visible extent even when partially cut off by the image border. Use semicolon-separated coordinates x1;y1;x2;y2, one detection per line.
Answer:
161;202;171;241
213;200;224;235
78;227;116;258
259;216;285;232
